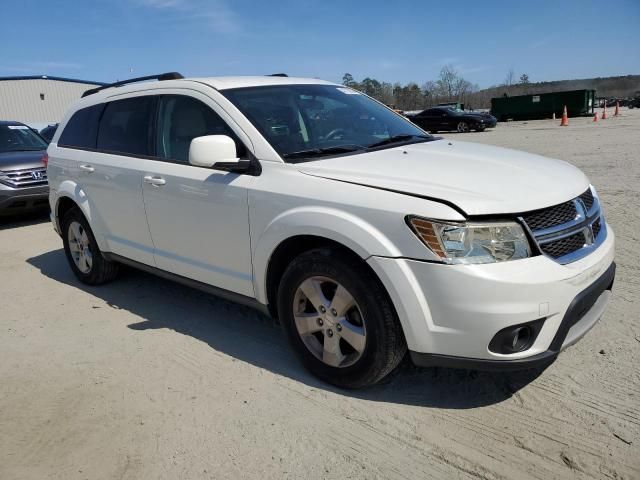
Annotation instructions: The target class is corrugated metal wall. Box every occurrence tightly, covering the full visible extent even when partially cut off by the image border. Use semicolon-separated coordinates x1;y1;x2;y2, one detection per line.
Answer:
0;79;96;124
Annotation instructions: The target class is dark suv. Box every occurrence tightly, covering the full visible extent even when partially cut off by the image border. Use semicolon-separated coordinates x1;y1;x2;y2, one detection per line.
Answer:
0;121;49;216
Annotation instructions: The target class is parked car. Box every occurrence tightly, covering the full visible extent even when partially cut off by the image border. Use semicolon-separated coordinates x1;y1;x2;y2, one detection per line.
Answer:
47;73;615;388
408;107;497;133
0;121;49;216
39;123;59;143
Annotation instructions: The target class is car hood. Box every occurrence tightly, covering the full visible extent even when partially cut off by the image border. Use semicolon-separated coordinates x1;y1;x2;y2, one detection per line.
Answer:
295;140;589;216
0;150;46;171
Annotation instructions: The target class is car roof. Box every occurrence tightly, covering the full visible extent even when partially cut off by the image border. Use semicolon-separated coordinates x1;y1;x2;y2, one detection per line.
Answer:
78;76;338;102
0;120;27;126
192;76;337;90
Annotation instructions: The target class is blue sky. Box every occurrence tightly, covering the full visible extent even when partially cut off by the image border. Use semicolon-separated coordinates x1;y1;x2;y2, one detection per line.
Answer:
1;0;638;87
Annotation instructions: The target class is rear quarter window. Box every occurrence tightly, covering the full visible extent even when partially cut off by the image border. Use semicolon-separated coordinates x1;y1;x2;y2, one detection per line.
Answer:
58;104;104;149
97;96;154;156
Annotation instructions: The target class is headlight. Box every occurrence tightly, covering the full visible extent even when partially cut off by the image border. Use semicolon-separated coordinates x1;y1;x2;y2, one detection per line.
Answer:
407;216;531;264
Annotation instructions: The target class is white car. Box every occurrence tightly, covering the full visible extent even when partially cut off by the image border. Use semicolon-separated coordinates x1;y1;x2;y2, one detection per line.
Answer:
47;73;615;388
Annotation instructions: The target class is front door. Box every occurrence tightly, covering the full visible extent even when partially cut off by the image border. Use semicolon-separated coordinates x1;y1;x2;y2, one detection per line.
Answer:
141;93;255;297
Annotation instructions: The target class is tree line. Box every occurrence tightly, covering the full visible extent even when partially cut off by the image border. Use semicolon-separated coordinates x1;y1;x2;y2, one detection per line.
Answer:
342;67;640;111
342;65;534;111
342;65;494;111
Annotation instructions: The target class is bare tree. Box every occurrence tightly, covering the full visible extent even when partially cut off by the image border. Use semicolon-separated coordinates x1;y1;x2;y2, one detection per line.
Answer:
437;65;459;101
504;68;515;87
422;80;438;107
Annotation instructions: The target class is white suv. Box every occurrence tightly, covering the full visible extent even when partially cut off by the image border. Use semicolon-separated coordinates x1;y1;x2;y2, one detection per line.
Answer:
47;73;615;388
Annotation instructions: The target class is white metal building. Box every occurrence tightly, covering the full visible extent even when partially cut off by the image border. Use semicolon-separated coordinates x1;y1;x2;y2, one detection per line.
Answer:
0;76;105;128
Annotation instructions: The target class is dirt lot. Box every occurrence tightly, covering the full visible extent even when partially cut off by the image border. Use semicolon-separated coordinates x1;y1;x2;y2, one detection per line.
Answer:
1;110;639;480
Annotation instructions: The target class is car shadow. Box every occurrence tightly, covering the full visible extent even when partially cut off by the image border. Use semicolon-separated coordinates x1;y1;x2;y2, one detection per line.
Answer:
27;248;545;409
0;209;50;230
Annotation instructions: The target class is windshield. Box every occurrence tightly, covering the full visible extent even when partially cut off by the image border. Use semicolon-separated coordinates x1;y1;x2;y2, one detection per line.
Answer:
222;84;432;161
0;125;48;153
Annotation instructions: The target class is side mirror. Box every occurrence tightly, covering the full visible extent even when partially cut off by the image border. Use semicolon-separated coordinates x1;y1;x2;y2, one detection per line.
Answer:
189;135;237;168
188;135;252;174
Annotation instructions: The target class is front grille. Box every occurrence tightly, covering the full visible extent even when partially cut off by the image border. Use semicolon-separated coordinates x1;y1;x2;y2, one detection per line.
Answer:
540;232;586;258
592;217;602;237
580;189;594;211
520;187;605;264
0;167;48;188
522;201;578;231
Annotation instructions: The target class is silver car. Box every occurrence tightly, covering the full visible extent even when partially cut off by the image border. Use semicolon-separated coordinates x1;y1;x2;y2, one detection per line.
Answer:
0;121;49;216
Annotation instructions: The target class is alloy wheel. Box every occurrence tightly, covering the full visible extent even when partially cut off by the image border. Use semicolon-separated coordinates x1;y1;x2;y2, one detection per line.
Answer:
292;276;366;368
67;221;93;274
457;121;470;133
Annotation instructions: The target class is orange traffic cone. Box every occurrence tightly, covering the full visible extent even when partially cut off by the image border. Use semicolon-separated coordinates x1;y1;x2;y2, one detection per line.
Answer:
602;105;608;120
614;101;620;116
593;112;599;122
560;105;569;126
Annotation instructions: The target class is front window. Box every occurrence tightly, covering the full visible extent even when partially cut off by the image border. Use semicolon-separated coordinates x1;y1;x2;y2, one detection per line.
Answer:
222;84;432;161
155;95;246;163
0;124;48;153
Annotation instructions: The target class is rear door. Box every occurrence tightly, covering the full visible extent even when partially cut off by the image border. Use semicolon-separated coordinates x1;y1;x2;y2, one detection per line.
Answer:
77;95;157;265
141;91;255;297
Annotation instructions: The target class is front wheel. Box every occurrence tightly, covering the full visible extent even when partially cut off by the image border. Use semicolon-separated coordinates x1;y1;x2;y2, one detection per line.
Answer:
475;125;486;132
277;248;406;388
62;207;119;285
457;121;470;133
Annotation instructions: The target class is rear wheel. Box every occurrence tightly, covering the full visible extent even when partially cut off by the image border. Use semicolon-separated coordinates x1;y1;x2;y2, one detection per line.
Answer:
457;121;470;133
62;207;119;285
277;248;406;388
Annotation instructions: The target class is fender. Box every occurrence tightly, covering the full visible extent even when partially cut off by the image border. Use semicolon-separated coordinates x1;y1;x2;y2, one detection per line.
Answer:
252;206;403;304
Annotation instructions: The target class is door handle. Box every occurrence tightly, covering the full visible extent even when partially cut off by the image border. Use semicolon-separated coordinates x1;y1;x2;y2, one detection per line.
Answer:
143;175;166;186
79;164;95;173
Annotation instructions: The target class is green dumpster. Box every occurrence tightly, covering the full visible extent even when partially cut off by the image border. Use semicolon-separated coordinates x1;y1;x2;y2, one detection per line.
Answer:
491;89;596;121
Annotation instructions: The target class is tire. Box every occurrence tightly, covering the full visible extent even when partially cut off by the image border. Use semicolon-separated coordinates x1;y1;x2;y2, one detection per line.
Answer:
475;125;486;132
61;207;119;285
457;121;470;133
277;248;406;388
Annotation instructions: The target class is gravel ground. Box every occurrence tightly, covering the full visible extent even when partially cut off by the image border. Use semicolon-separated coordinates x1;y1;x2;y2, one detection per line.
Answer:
1;109;638;480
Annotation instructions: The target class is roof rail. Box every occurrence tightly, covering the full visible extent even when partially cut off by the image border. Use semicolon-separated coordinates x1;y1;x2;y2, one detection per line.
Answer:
268;73;288;77
82;72;184;98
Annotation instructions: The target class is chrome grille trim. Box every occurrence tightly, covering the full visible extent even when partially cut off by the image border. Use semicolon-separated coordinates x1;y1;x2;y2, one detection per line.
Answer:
519;187;606;264
0;167;48;188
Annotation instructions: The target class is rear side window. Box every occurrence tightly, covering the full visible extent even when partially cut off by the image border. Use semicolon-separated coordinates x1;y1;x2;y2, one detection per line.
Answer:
97;96;154;156
58;105;104;149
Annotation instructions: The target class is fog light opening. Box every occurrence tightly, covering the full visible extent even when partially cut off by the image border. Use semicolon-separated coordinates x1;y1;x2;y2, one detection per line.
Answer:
488;318;545;355
510;326;532;352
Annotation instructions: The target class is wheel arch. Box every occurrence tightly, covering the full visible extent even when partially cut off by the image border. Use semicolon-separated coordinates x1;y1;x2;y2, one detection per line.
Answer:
53;181;105;249
253;207;403;309
264;235;370;318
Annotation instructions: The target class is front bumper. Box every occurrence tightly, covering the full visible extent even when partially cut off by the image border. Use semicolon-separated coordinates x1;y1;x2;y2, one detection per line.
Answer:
410;261;614;370
0;185;49;215
367;224;615;369
476;118;497;128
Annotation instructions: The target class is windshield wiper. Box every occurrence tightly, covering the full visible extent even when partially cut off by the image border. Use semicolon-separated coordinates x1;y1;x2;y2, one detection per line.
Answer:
367;134;432;149
282;144;366;160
